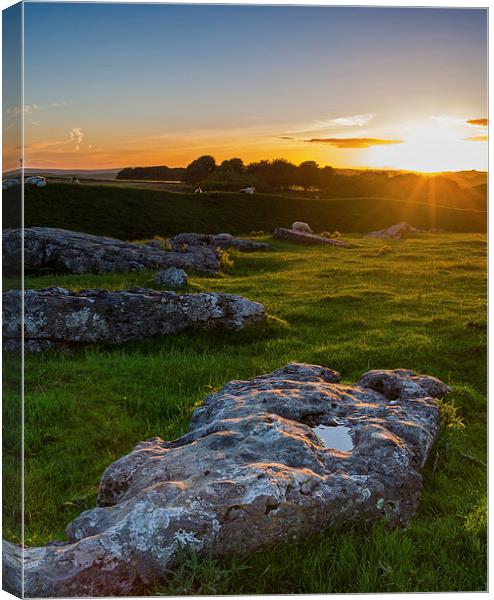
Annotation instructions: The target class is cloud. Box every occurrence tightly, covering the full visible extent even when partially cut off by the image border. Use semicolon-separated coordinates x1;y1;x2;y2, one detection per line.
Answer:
465;135;488;142
5;104;39;117
69;128;84;144
284;113;375;135
320;113;374;128
467;118;488;127
305;137;403;148
279;136;294;140
5;101;67;118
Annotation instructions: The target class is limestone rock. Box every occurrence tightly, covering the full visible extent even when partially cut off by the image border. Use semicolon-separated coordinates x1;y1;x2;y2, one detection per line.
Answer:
3;363;448;596
169;232;271;252
273;228;352;247
2;227;220;274
154;267;188;288
2;288;266;352
366;222;418;240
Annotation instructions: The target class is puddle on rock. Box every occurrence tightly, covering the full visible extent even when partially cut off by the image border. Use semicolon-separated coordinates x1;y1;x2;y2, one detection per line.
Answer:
312;425;353;452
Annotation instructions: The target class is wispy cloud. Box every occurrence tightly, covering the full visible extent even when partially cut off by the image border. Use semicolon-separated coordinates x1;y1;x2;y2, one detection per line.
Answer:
465;135;488;142
4;101;67;118
305;137;403;148
284;113;375;135
5;104;40;117
279;136;294;140
467;118;488;127
320;113;374;128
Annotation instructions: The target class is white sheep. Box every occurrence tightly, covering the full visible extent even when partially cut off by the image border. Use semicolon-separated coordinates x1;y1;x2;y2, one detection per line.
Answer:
240;186;256;194
292;221;312;233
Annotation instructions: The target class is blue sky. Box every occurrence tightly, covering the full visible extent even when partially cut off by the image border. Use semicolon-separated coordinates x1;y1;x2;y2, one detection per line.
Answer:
16;3;488;170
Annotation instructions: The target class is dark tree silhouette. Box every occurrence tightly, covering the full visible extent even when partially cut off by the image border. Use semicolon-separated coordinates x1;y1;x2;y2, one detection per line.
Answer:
183;155;217;184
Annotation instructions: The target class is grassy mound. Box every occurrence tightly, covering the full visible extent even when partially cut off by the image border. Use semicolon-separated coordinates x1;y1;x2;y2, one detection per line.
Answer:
5;233;486;592
3;183;486;239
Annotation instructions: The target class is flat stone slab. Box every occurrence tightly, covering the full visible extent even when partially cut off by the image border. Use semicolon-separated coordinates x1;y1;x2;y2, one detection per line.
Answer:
169;232;271;252
273;228;352;247
2;287;266;351
2;227;221;274
365;222;441;240
2;363;449;596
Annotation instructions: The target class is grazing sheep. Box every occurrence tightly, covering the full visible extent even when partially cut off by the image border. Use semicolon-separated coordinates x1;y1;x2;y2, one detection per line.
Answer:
72;177;80;184
292;221;312;233
240;186;256;194
194;187;203;193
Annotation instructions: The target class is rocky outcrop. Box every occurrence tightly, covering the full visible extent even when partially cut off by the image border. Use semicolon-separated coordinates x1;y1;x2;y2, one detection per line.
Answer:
2;363;449;596
273;228;352;247
2;288;266;352
154;267;188;288
169;232;271;252
2;227;220;274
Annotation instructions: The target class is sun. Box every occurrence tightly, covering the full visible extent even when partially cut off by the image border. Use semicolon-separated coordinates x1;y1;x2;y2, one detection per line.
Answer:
364;119;487;172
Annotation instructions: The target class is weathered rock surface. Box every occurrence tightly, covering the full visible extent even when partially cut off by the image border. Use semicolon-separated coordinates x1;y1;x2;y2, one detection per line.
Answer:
2;288;265;351
2;363;449;596
154;267;188;288
273;228;352;247
169;232;271;252
365;222;441;240
2;227;220;274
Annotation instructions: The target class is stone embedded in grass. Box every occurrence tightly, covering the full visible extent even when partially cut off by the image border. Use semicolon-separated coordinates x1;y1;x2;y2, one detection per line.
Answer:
365;222;442;240
2;227;221;275
2;288;266;352
273;227;352;247
154;267;188;288
2;362;449;596
169;232;272;252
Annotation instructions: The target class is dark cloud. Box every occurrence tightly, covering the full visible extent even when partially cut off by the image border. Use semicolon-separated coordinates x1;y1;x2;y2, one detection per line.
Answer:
279;136;295;140
305;137;403;149
467;119;488;126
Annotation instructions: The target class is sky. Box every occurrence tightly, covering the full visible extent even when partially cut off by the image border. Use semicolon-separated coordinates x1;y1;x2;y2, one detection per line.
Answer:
8;4;489;171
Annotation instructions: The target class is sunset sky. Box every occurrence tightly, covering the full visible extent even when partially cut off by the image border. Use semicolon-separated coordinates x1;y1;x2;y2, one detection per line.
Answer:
9;4;489;172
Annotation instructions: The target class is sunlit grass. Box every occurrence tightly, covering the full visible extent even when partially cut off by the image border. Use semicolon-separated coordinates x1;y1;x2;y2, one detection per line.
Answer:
6;233;486;592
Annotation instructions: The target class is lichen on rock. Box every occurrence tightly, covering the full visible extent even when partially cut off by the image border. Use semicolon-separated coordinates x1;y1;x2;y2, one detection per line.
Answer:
2;363;449;597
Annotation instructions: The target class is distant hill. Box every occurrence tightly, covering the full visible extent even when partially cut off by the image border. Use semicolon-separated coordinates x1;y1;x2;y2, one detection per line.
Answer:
3;168;122;180
3;183;486;240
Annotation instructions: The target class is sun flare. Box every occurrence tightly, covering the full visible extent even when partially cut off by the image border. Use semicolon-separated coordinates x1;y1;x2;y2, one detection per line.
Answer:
365;120;487;172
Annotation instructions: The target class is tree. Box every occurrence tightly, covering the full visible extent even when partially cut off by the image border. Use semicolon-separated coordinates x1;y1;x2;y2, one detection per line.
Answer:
219;158;245;173
296;161;320;191
183;155;217;185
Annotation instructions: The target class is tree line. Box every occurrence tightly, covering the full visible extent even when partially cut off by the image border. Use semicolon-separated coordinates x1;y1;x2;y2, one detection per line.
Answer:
117;156;486;210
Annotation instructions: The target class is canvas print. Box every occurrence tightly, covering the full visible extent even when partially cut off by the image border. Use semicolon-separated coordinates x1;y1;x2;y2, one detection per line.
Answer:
2;3;487;596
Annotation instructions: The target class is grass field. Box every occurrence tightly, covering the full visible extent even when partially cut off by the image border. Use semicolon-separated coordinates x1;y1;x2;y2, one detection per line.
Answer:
3;183;487;240
8;232;486;593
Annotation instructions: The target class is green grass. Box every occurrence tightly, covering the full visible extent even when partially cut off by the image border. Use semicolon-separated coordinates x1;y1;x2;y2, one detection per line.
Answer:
9;233;486;592
2;183;486;240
